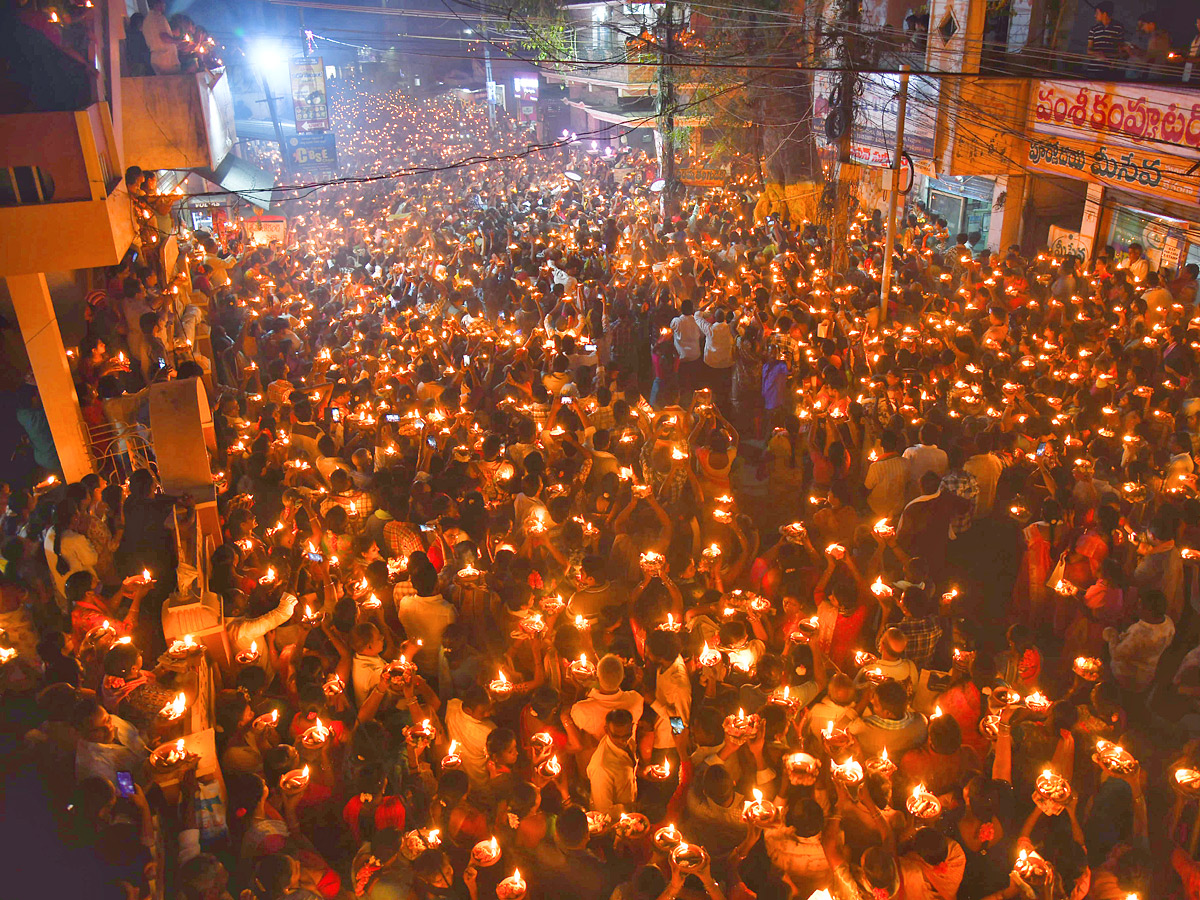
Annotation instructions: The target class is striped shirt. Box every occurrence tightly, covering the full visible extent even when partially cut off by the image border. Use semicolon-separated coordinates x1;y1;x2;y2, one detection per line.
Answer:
865;453;910;519
1088;21;1125;58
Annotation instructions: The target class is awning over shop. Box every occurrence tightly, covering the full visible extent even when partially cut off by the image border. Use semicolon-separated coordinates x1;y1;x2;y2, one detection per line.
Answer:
196;154;281;212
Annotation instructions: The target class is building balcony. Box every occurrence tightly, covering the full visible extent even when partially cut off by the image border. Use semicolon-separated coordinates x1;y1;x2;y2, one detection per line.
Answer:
0;102;134;277
121;68;237;172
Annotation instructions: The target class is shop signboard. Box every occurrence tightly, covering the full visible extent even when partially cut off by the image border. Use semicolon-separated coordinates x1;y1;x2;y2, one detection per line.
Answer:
1022;131;1199;208
678;167;728;187
1046;225;1088;260
1031;80;1200;161
812;71;937;161
243;214;288;246
289;56;330;133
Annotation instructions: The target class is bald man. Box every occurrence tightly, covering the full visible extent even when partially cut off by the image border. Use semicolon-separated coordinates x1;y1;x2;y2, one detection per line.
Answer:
856;627;919;694
808;673;859;737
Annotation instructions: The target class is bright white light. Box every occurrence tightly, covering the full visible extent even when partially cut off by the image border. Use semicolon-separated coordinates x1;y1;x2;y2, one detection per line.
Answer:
250;40;288;74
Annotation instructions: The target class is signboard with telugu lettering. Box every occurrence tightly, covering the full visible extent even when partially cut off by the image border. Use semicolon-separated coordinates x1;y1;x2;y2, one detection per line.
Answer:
1022;131;1199;208
1047;225;1087;260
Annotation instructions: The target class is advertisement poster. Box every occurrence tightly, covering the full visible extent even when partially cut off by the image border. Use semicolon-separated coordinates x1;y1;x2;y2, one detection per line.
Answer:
1046;225;1088;260
289;57;330;133
286;133;338;174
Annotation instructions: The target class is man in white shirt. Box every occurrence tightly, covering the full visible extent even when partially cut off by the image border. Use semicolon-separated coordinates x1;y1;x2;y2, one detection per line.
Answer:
671;300;704;396
963;432;1004;517
586;708;637;812
74;699;148;786
571;655;643;739
696;307;734;406
396;566;456;675
646;630;692;724
445;686;497;787
226;591;297;680
142;0;182;74
902;425;949;499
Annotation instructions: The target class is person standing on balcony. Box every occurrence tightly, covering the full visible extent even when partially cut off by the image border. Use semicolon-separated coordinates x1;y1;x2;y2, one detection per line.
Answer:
142;0;182;75
1184;16;1200;83
1086;2;1126;76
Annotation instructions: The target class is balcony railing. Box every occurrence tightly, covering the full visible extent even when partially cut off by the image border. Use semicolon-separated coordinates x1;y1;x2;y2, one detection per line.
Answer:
121;68;236;172
0;102;134;276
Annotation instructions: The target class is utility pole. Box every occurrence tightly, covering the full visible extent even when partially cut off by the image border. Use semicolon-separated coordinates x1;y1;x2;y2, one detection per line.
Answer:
830;0;860;272
657;0;677;220
879;64;910;320
482;17;496;134
262;74;292;177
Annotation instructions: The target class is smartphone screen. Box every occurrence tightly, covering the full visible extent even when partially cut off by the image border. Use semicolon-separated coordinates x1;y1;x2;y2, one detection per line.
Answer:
385;413;401;423
306;551;323;562
330;408;341;422
463;355;471;365
670;716;685;735
1036;441;1046;457
116;770;135;798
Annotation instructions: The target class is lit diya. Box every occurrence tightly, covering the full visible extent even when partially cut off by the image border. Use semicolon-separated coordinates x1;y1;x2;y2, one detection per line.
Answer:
670;841;709;872
83;619;116;648
869;576;893;599
539;594;565;615
1025;691;1052;714
864;748;896;778
1013;848;1054;887
235;640;261;665
301;604;322;626
258;567;277;586
831;757;864;786
1093;739;1138;776
456;563;483;583
280;765;311;792
1073;656;1103;682
385;655;418;685
791;615;821;644
612;812;650;840
1174;767;1200;798
301;717;332;748
488;670;514;699
951;646;976;669
780;522;807;543
442;740;462;769
134;568;155;586
568;653;595;680
1034;768;1072;812
992;687;1023;708
862;666;889;685
712;507;733;523
652;822;683;851
700;543;722;566
518;613;546;637
360;592;382;610
698;641;722;667
741;788;777;825
770;684;801;709
252;709;280;731
723;708;760;740
586;811;611;835
657;612;682;632
907;783;942;819
1052;578;1078;597
639;550;665;573
873;518;895;539
150;738;190;772
471;836;502;867
643;758;672;781
160;692;187;721
496;869;527;900
538;755;562;778
572;614;590;631
785;752;821;782
322;674;344;697
167;634;200;658
529;732;555;762
403;718;436;746
820;720;853;752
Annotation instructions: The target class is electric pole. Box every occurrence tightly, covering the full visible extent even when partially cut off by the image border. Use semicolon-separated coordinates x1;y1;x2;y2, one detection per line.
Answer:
482;17;496;134
657;0;677;220
880;64;910;320
830;0;860;272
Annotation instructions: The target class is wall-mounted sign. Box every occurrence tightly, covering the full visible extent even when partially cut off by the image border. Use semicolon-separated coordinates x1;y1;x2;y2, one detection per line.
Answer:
1023;133;1199;207
289;56;330;133
286;133;338;173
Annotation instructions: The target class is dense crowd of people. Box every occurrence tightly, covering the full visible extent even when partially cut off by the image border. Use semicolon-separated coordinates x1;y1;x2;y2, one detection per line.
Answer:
6;75;1200;900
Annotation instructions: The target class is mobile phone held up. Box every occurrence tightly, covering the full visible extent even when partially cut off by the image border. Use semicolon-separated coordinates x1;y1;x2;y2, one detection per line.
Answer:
116;770;135;798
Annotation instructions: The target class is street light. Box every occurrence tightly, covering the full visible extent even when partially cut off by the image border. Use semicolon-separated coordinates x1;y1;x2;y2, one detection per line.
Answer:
249;38;292;178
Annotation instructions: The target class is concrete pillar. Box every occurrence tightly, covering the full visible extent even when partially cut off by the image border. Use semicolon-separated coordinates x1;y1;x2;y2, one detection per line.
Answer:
5;273;94;482
1079;182;1105;261
987;173;1027;255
